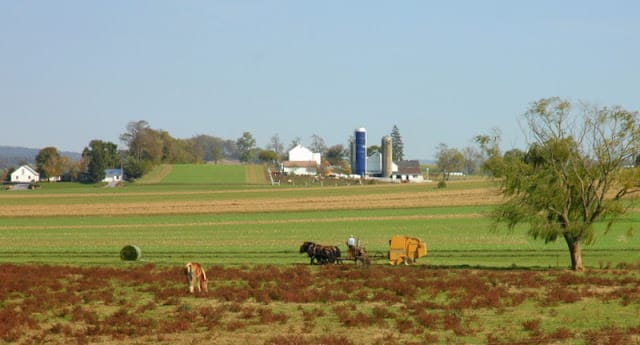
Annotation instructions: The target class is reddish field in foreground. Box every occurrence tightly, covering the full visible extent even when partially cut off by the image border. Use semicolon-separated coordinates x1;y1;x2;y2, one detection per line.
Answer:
2;263;640;345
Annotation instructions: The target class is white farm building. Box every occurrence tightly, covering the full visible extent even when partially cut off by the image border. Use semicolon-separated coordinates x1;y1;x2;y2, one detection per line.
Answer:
102;169;124;183
281;144;322;176
10;165;40;183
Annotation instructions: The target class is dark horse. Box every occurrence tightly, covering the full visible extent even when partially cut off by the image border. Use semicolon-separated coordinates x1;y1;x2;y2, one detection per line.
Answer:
299;241;341;265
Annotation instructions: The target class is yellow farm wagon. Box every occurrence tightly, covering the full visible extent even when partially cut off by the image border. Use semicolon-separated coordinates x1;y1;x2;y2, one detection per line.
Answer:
388;235;427;265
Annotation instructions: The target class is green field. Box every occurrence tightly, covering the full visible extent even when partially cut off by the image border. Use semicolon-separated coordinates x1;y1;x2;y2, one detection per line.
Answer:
1;164;639;269
159;164;249;184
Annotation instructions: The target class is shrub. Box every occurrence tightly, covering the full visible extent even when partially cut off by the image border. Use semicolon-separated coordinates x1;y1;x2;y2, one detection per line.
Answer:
522;318;542;335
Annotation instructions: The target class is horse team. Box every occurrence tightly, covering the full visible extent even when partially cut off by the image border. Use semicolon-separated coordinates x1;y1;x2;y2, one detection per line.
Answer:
299;241;342;265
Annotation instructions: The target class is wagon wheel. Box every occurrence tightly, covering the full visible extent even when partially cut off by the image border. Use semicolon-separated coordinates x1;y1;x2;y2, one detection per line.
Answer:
355;254;371;266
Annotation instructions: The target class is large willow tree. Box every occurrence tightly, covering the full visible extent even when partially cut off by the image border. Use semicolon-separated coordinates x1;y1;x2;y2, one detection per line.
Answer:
478;97;640;271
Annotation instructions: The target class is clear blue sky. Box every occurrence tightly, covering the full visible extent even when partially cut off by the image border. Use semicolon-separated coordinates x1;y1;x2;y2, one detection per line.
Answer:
2;1;639;160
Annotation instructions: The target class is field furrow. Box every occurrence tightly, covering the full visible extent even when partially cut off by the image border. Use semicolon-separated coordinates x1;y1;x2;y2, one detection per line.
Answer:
0;187;502;216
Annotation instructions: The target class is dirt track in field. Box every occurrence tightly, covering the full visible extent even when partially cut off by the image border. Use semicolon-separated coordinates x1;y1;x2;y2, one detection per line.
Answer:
0;187;503;217
2;213;487;231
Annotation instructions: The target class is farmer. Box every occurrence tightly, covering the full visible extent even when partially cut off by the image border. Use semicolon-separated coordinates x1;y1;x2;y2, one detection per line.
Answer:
346;235;358;259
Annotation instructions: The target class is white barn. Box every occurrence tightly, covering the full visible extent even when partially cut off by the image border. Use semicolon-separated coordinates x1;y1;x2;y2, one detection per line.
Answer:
282;144;322;176
392;160;424;182
10;165;40;183
288;144;321;165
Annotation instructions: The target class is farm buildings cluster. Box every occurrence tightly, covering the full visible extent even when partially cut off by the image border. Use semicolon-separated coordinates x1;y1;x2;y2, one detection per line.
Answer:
282;127;425;183
6;165;123;187
4;127;424;186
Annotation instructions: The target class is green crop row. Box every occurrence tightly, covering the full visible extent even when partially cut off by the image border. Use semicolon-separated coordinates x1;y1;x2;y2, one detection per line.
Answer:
2;204;638;268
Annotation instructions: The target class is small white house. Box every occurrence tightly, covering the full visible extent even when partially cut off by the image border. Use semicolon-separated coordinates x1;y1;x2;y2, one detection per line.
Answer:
288;144;321;165
102;169;124;183
282;144;322;176
10;165;40;183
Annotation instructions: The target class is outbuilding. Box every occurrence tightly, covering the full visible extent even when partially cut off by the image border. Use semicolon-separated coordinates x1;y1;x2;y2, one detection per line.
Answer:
102;169;124;183
281;144;322;176
392;160;424;182
10;165;40;183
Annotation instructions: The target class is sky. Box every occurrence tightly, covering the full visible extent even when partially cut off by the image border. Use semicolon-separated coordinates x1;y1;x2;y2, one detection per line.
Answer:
1;1;639;160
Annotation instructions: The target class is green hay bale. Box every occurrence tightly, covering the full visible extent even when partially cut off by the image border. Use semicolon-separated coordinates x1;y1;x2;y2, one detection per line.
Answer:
120;245;142;261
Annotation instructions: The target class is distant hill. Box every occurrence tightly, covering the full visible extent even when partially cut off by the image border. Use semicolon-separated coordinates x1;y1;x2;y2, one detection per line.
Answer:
0;146;82;169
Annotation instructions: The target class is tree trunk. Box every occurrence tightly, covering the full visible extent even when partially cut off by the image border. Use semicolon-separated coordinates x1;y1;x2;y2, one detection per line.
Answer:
564;234;584;271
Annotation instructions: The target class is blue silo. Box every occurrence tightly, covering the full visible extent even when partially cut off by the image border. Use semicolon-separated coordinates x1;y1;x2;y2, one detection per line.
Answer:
354;128;367;176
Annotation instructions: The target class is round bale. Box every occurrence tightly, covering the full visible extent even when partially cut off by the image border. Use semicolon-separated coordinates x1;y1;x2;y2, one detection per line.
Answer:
120;245;142;261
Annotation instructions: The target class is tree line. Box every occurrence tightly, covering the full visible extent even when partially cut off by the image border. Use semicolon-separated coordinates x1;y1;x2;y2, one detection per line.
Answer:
7;120;407;183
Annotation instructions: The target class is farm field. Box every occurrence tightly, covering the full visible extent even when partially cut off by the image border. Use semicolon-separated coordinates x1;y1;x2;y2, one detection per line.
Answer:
1;164;640;344
0;164;639;268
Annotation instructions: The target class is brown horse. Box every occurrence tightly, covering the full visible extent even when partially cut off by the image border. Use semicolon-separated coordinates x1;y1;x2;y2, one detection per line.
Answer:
184;262;208;293
299;241;341;265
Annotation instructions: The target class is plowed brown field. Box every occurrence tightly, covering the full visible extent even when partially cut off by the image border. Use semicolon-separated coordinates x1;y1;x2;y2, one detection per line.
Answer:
0;187;502;217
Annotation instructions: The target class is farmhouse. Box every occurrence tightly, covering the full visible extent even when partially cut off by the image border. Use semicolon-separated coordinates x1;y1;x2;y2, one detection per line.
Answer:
281;144;321;176
10;165;39;183
102;168;124;183
392;160;423;182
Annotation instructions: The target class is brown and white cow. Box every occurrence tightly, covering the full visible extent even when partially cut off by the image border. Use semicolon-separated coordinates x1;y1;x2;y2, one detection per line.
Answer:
184;262;208;293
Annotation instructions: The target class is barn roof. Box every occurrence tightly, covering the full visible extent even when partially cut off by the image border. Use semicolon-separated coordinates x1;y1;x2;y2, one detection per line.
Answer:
396;160;421;175
15;165;39;176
